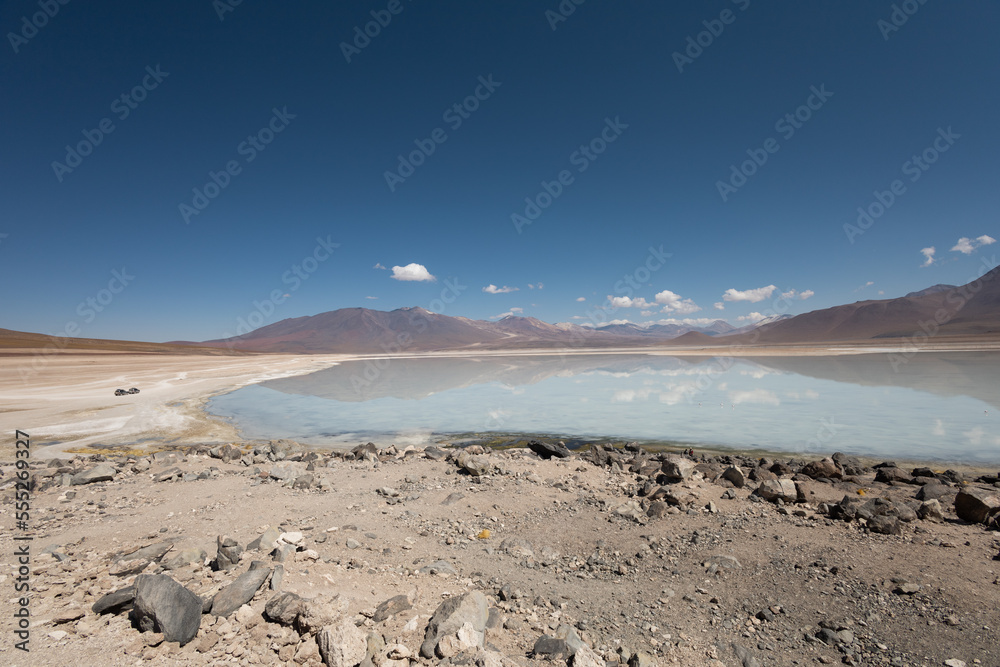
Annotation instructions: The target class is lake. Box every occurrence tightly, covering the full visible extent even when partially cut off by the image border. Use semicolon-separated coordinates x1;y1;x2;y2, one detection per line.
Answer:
206;352;1000;464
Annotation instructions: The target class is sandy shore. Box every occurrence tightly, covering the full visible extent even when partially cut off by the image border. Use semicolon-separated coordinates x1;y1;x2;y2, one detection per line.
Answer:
0;352;347;459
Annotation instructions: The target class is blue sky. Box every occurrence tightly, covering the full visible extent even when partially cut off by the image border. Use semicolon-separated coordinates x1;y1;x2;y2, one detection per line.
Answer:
1;1;998;342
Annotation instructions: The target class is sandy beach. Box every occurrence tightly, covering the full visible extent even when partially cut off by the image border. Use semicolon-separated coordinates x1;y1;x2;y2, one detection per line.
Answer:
0;352;346;459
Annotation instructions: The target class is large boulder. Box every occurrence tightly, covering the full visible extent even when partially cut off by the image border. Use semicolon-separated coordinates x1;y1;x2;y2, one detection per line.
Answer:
754;479;797;503
317;617;367;667
721;466;746;488
800;457;842;480
131;574;202;645
954;488;1000;524
210;565;270;617
528;440;571;459
661;454;696;481
457;451;492;477
420;591;489;659
71;464;116;486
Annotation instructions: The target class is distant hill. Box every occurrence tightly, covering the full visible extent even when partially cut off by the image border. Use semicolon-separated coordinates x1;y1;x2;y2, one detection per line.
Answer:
720;265;1000;344
905;284;956;298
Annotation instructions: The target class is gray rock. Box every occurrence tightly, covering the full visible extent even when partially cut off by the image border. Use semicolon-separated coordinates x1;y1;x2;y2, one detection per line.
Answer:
918;499;944;521
722;466;746;488
318;618;368;667
527;440;571;459
153;467;182;483
954;488;1000;524
532;635;571;660
212;535;242;571
270;564;284;590
800;457;841;480
661;455;695;481
646;500;669;519
269;463;301;481
210;566;271;617
264;591;306;626
754;479;797;503
210;443;243;464
420;590;488;659
248;527;280;552
373;594;412;623
131;574;202;646
441;492;465;506
71;464;116;486
458;452;492;477
92;585;136;614
868;514;902;535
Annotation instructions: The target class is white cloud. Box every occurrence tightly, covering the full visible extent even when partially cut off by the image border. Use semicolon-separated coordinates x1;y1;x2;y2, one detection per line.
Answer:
713;302;725;311
510;307;523;313
489;311;514;320
799;289;815;300
854;281;874;292
606;319;632;325
722;285;776;303
655;290;701;315
920;247;936;267
373;262;387;270
951;235;996;254
932;419;946;436
526;283;544;290
365;296;378;300
483;284;519;294
575;296;586;302
391;263;436;282
607;295;654;309
736;312;766;323
782;289;815;300
640;310;653;317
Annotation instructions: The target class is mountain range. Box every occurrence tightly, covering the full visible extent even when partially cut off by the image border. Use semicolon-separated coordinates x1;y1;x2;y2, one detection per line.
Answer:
3;265;997;354
172;264;1000;353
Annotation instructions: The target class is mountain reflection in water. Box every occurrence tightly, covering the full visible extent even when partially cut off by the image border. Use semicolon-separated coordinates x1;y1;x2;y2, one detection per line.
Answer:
207;353;1000;463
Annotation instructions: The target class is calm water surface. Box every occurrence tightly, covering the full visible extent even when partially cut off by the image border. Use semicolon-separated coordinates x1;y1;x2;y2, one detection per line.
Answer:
207;352;1000;463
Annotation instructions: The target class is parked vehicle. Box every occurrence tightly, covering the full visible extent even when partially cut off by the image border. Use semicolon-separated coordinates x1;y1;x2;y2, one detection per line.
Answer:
127;387;140;394
114;388;127;396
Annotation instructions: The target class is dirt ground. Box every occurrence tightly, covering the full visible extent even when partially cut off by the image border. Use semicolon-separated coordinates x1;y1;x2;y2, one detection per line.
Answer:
1;441;998;667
